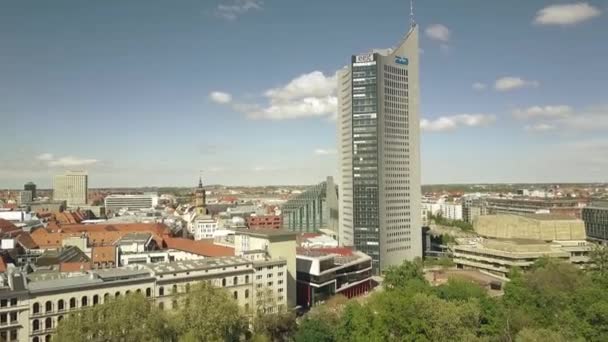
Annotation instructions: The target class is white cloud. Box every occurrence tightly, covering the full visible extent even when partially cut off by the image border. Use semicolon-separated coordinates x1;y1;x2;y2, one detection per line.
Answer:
209;91;232;104
48;156;99;167
513;105;573;119
472;82;487;91
421;114;496;132
534;2;601;26
265;71;336;101
517;105;608;133
215;0;263;20
217;70;338;120
314;148;336;156
425;24;450;42
524;123;557;132
36;153;54;161
494;77;539;91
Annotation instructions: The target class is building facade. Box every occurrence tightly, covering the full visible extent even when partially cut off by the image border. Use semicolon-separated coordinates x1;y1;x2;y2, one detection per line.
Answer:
337;25;422;274
23;183;36;201
296;248;372;308
0;255;288;342
104;194;157;213
52;171;88;206
582;202;608;244
281;177;338;235
18;191;33;205
247;215;282;230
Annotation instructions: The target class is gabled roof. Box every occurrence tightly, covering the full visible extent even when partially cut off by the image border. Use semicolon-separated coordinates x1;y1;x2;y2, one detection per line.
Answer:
0;219;19;235
165;237;234;257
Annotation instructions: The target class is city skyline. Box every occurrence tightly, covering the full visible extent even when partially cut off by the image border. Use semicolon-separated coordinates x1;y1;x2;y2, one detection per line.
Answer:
1;0;607;188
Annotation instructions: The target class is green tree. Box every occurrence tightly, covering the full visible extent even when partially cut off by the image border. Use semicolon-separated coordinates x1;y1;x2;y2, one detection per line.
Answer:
515;328;568;342
173;282;248;342
435;278;487;302
54;294;173;342
294;316;335;342
253;308;298;342
383;259;427;290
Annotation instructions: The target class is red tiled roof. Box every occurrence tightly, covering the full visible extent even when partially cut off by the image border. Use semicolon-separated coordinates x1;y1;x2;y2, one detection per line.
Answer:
0;219;19;235
59;262;91;272
91;246;116;264
165;237;235;257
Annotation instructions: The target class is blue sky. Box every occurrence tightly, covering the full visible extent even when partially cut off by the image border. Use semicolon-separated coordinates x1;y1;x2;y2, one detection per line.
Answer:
1;0;607;188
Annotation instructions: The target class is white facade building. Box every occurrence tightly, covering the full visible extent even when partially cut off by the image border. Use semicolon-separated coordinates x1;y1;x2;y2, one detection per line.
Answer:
53;171;88;206
104;194;158;213
439;203;463;221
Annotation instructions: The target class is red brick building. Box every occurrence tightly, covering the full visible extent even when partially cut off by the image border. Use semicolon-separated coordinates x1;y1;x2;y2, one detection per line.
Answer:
246;215;282;230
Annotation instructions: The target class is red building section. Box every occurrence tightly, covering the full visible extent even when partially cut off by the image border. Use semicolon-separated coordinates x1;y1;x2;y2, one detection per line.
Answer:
246;215;282;230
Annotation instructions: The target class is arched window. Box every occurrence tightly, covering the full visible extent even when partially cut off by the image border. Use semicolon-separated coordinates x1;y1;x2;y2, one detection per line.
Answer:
115;292;120;298
33;302;40;314
45;301;52;313
159;287;164;296
81;296;88;307
93;295;99;306
136;289;141;294
33;319;40;331
125;290;131;295
45;317;52;330
245;303;249;312
58;299;64;311
172;300;178;309
33;337;39;342
69;298;76;309
58;315;64;323
245;289;249;298
146;288;152;297
172;284;178;294
222;278;226;287
245;275;249;283
45;335;51;342
104;293;110;301
158;302;164;310
233;276;238;285
185;283;190;293
233;291;238;300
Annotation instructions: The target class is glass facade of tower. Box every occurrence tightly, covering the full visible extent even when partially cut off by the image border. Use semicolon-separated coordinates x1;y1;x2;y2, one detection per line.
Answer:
351;54;381;270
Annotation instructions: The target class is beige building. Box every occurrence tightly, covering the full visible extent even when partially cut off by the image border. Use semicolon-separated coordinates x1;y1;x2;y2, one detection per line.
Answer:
53;171;88;206
452;238;590;278
231;230;297;308
474;214;586;241
0;255;282;342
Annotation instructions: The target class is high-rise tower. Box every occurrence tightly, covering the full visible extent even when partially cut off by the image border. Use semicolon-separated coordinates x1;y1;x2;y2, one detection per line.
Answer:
337;24;422;274
53;171;88;206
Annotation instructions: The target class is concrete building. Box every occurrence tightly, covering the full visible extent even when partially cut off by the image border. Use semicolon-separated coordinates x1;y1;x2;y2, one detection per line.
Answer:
337;24;422;273
24;183;36;201
452;238;590;278
53;171;88;206
230;230;297;308
485;197;586;218
439;203;463;221
474;214;586;241
18;191;33;205
27;201;65;215
582;201;608;244
296;247;372;308
463;197;487;224
104;194;158;213
281;177;338;235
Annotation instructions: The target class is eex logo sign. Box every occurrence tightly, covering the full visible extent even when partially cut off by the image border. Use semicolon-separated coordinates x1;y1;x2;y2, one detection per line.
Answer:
395;56;409;65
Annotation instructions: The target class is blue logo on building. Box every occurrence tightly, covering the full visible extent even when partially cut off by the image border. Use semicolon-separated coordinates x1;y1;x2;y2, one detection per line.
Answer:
395;56;409;65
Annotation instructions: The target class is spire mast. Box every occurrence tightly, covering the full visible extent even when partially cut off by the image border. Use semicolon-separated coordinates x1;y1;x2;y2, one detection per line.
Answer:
410;0;416;28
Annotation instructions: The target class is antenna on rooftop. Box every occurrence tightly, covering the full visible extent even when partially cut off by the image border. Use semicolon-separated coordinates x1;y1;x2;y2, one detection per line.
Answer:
410;0;416;28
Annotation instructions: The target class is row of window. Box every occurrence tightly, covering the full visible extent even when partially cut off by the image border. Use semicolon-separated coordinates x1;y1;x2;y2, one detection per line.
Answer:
32;288;153;314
